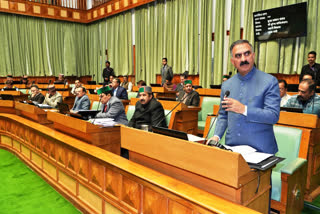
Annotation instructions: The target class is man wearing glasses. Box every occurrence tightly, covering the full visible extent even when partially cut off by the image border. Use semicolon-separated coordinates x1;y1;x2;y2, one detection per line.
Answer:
278;79;291;107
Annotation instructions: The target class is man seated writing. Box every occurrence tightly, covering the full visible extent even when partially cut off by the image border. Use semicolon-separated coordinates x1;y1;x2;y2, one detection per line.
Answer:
42;85;63;108
70;87;90;113
284;79;320;117
128;86;167;129
177;80;200;106
95;86;128;125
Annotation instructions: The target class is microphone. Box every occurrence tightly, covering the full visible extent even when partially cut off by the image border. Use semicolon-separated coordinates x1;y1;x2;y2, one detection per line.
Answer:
228;71;232;76
204;90;230;147
154;94;189;127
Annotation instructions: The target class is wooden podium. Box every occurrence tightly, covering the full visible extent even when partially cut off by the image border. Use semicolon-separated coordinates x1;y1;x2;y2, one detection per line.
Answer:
0;100;15;113
47;111;120;154
0;91;29;101
130;98;200;135
15;102;51;125
121;126;271;214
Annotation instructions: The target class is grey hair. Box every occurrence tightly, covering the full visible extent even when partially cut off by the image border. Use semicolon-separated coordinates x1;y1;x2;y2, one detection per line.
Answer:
229;40;254;57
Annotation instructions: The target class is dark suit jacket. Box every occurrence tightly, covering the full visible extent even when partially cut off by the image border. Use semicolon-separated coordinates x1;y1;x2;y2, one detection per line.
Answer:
300;63;320;85
29;92;45;104
112;86;128;100
177;90;200;106
102;67;115;82
128;97;167;129
72;94;90;111
161;64;173;85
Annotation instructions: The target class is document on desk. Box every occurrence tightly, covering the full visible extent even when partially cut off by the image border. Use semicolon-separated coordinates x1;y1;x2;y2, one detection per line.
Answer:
224;145;273;164
89;118;116;127
187;134;205;142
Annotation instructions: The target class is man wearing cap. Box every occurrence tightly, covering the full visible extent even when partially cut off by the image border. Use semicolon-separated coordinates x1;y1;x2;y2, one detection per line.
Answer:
222;75;230;82
129;86;167;129
29;85;45;103
177;80;200;106
70;87;90;113
42;84;63;108
95;86;128;125
103;61;115;83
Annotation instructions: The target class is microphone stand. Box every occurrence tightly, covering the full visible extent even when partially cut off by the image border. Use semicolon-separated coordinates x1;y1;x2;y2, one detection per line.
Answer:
91;98;101;124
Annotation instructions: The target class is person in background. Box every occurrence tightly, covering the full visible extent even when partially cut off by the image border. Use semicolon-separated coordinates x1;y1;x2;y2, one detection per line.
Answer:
161;58;173;86
29;85;45;103
71;80;82;95
300;51;320;85
177;80;200;106
120;75;133;92
278;79;291;107
70;87;90;113
42;85;63;108
102;60;115;83
175;74;187;95
6;75;13;82
95;86;128;125
163;75;176;91
2;80;18;91
222;74;231;82
284;79;320;117
300;70;315;82
111;78;128;100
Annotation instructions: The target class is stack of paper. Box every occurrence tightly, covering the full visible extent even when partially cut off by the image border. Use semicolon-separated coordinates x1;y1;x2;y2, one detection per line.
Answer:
224;145;273;164
88;118;116;127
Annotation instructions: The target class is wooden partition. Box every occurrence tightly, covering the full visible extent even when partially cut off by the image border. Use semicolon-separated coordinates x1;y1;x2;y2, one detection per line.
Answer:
15;102;51;125
0;113;261;214
156;74;199;85
122;126;271;214
0;100;16;114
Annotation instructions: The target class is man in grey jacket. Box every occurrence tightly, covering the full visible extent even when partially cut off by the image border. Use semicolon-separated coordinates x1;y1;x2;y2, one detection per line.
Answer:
71;87;90;113
95;86;128;125
161;58;173;86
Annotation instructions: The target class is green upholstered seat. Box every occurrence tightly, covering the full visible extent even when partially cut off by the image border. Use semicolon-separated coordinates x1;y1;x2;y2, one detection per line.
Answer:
205;117;306;202
198;97;220;131
91;101;101;110
69;84;75;88
19;89;27;94
272;125;305;202
126;105;172;127
205;116;226;144
128;92;138;100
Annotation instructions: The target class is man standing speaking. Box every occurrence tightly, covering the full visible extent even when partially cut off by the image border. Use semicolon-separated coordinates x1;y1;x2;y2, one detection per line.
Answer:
210;40;280;154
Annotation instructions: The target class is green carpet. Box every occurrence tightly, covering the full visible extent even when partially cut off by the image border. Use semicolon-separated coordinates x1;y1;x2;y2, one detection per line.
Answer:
302;196;320;214
0;149;81;214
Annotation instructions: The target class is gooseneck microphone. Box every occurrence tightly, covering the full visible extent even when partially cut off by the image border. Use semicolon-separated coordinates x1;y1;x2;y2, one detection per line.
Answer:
204;90;230;149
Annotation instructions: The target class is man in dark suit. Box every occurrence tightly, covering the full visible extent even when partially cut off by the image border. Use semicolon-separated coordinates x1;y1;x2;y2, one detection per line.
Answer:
128;86;166;129
300;51;320;85
161;58;173;86
102;61;115;83
111;78;128;100
95;86;128;125
175;73;187;95
71;87;90;113
177;80;200;106
29;85;45;104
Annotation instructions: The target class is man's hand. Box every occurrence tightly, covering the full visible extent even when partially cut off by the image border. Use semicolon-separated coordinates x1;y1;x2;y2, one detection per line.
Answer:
207;136;220;145
222;97;245;114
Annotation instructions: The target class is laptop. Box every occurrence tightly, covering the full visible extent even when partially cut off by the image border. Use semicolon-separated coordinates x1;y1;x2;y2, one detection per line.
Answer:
77;110;100;120
2;88;18;91
192;85;202;89
280;107;303;113
210;85;221;89
0;94;14;100
152;126;188;140
87;81;97;85
287;84;299;92
150;84;162;87
57;102;70;114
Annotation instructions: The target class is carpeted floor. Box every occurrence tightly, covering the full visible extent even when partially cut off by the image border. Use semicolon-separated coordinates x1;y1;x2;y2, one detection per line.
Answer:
0;149;81;214
302;196;320;214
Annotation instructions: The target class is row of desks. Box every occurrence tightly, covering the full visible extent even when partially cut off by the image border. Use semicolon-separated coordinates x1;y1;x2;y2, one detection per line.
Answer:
0;100;268;214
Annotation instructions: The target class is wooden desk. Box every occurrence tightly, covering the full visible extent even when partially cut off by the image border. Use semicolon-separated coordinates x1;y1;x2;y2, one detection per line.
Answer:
130;98;200;135
47;111;121;154
196;88;221;96
0;113;260;214
0;91;29;101
15;102;51;125
122;126;270;214
0;100;15;114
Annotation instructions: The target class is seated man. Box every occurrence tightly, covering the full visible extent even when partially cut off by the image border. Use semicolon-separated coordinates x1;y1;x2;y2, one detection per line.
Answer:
42;85;63;108
70;87;90;113
120;75;133;92
111;78;128;100
29;85;45;103
300;70;315;81
177;80;200;106
129;86;167;129
55;74;68;85
95;86;128;125
284;79;320;117
136;80;146;98
71;80;82;95
175;73;187;95
2;80;18;91
163;75;176;91
278;79;291;107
